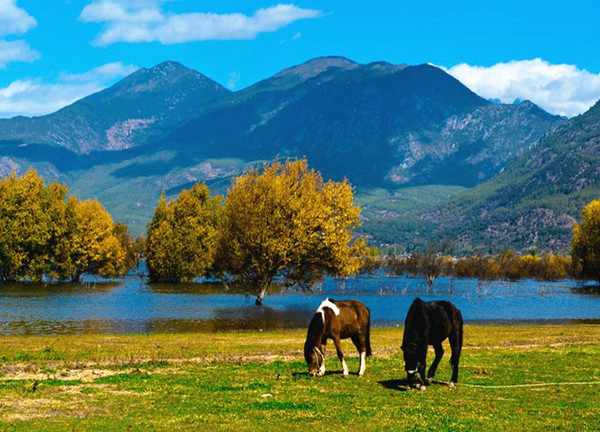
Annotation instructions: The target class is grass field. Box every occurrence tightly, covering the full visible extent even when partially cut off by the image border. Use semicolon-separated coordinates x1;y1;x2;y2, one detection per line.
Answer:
1;325;599;431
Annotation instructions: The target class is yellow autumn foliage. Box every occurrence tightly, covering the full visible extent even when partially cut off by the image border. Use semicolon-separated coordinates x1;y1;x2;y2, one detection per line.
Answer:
0;169;128;282
146;183;221;282
572;199;600;281
217;159;365;305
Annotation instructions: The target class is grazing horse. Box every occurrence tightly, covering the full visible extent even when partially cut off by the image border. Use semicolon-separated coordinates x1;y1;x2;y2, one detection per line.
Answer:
304;298;372;377
401;298;463;387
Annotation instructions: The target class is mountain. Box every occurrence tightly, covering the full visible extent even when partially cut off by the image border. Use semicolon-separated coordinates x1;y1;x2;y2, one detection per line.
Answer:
0;57;565;234
370;101;600;253
0;61;230;154
125;58;562;189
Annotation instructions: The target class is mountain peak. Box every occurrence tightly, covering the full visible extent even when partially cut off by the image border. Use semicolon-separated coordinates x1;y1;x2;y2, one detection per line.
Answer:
273;56;359;80
109;61;228;97
145;60;191;75
131;60;206;82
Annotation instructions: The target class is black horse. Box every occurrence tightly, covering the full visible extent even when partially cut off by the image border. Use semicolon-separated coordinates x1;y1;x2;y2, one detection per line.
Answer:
401;298;463;387
304;298;372;377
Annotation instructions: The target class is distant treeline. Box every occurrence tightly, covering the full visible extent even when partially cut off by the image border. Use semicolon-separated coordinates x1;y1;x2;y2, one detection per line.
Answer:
370;250;572;282
361;197;600;283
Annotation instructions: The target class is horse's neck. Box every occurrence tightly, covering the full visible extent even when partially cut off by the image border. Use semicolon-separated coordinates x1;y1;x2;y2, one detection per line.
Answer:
407;308;429;341
308;316;326;347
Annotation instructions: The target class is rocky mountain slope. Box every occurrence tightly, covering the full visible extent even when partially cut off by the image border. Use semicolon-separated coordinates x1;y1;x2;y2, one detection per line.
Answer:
0;61;230;154
370;101;600;253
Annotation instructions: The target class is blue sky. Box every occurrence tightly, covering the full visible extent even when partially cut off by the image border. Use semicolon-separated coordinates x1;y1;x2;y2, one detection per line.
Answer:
1;0;600;118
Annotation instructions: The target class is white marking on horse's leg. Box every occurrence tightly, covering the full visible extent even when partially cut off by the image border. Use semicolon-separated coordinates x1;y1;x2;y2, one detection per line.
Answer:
358;352;366;376
448;381;456;388
342;359;349;376
318;363;325;376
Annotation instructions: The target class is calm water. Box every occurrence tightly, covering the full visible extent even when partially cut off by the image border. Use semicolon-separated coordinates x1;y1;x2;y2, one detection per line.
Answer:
0;274;598;335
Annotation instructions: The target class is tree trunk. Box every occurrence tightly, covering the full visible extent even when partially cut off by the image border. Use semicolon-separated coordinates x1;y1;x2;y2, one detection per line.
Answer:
254;281;270;306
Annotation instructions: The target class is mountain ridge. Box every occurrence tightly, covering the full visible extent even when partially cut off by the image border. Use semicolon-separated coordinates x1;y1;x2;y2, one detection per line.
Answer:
0;61;231;154
0;57;566;237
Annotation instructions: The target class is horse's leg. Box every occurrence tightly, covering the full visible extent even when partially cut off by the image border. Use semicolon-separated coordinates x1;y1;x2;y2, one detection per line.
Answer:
417;345;428;385
351;334;367;377
449;332;462;385
427;342;444;382
333;336;348;376
319;342;327;376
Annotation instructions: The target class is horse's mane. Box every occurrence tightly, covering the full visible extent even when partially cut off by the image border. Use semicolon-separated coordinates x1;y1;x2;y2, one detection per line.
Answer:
404;297;428;341
406;297;424;322
305;311;325;349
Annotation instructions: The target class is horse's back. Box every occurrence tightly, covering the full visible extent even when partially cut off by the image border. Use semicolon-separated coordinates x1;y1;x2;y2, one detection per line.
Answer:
328;299;370;338
426;300;462;342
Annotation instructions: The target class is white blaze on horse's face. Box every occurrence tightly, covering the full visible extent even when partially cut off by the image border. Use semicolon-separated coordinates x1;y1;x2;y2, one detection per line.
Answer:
318;363;326;376
316;298;340;323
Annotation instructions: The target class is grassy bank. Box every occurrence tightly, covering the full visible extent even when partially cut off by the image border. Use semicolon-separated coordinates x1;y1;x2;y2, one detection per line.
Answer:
1;325;599;430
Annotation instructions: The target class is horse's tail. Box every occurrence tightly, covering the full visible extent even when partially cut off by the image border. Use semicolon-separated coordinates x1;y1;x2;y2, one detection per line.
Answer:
366;310;372;357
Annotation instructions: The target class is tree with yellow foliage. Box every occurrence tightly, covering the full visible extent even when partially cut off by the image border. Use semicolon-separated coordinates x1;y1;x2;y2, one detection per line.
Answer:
146;183;221;282
0;169;129;282
571;199;600;281
113;222;146;274
217;159;365;305
0;170;63;281
65;197;127;282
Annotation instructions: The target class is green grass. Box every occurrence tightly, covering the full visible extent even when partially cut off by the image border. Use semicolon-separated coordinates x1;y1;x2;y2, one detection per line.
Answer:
0;326;599;430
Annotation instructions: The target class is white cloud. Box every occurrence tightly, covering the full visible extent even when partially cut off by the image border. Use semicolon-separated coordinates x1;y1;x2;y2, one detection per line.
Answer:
445;59;600;117
0;1;38;68
79;1;322;46
0;62;136;118
0;39;39;67
0;0;36;37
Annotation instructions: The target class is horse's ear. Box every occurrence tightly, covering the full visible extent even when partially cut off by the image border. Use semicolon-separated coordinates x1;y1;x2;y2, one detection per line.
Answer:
412;297;423;307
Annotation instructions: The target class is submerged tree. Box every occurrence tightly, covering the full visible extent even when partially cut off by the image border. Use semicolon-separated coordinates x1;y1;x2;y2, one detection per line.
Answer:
146;183;221;282
217;159;365;305
0;169;129;282
571;199;600;281
64;197;127;282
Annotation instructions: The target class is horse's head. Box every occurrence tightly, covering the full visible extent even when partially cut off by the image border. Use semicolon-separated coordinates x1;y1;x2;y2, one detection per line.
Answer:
401;341;422;384
304;342;324;376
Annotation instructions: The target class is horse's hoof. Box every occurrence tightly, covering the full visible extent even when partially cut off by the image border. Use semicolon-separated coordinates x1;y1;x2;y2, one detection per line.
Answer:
357;373;364;378
425;378;433;384
419;385;426;391
342;373;349;378
448;382;455;388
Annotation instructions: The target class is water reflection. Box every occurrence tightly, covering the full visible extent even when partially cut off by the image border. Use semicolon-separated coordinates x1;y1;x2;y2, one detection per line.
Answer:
570;284;600;296
0;274;598;336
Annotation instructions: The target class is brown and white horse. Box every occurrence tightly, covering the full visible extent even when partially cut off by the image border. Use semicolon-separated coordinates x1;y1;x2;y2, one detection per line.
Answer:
304;298;372;377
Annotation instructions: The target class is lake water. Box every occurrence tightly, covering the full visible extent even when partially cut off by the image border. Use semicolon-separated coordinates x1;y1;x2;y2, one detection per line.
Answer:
0;274;599;336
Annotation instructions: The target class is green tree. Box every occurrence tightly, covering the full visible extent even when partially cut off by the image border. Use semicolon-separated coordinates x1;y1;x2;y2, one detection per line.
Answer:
571;199;600;281
146;183;221;282
217;159;365;305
